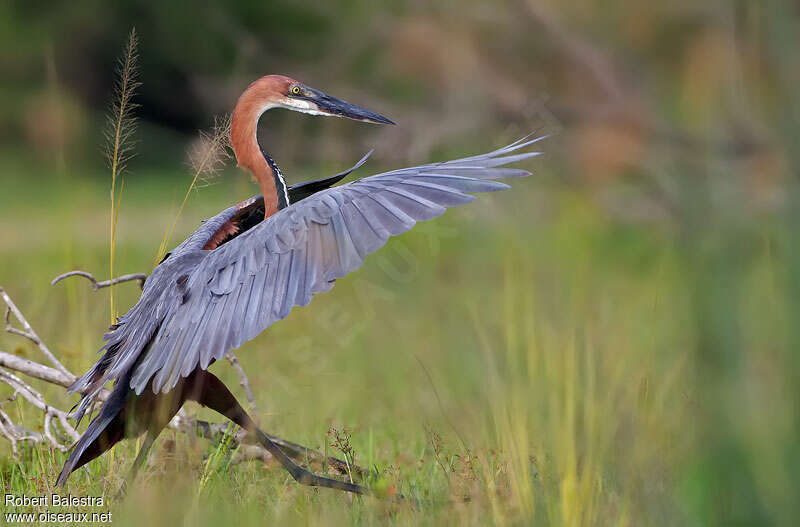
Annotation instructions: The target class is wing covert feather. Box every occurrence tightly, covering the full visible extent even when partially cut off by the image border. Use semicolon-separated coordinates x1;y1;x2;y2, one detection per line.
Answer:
133;136;544;394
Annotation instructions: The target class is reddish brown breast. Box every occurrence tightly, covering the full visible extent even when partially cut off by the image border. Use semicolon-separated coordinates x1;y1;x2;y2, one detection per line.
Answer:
202;220;240;250
201;196;266;251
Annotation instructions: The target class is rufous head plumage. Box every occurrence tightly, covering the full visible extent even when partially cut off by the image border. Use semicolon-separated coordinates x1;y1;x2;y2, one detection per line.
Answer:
230;75;393;219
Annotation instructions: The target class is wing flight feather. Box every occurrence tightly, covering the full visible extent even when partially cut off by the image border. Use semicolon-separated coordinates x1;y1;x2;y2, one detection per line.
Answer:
131;136;545;394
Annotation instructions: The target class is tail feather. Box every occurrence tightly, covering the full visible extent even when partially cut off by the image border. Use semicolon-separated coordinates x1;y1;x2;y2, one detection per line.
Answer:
56;375;130;487
56;409;125;486
69;341;122;426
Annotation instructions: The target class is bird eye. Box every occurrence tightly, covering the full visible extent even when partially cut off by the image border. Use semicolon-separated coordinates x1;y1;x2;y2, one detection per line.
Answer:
290;85;302;96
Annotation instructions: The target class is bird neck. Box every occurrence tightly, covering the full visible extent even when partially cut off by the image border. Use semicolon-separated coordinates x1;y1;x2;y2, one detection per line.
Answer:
231;95;290;219
262;150;289;210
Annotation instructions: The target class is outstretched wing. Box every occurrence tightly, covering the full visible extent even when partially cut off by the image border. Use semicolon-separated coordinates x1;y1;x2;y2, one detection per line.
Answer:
131;136;545;394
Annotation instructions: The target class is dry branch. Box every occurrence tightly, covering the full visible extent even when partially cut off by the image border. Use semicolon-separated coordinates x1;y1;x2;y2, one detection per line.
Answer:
0;350;76;388
0;278;361;480
0;367;79;452
51;270;147;291
1;286;70;375
225;351;258;416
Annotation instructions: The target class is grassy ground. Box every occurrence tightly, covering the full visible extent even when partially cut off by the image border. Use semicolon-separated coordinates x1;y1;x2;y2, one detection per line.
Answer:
0;145;794;525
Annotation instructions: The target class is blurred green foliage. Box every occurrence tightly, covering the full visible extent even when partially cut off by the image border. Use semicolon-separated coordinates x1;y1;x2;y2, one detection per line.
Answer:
1;1;799;525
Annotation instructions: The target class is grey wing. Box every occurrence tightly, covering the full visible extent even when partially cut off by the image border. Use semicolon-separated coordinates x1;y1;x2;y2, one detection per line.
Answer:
131;135;545;394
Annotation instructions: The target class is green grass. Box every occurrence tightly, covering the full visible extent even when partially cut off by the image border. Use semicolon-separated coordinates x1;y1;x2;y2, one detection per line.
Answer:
0;152;795;525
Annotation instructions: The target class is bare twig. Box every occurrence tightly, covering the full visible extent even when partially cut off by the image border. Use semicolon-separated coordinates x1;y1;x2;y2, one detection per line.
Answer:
1;286;71;375
0;283;364;479
225;351;258;416
0;404;43;456
0;366;80;451
0;350;76;388
51;270;146;291
191;420;358;477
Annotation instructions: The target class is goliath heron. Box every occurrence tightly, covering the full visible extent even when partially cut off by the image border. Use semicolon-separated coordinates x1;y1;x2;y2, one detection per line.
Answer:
56;74;543;496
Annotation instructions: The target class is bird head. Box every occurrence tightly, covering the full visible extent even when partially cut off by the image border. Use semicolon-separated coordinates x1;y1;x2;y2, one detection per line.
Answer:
234;75;394;128
230;75;393;217
280;76;395;125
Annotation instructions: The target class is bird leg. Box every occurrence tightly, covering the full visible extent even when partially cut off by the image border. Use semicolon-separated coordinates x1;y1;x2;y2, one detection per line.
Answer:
110;386;186;501
114;430;157;500
186;370;370;496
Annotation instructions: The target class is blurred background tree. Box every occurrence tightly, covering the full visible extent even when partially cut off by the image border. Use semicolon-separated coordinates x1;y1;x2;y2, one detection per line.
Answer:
1;1;799;525
3;1;790;223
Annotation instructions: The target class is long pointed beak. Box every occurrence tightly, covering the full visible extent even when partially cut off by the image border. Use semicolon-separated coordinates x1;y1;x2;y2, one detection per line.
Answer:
308;89;395;125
